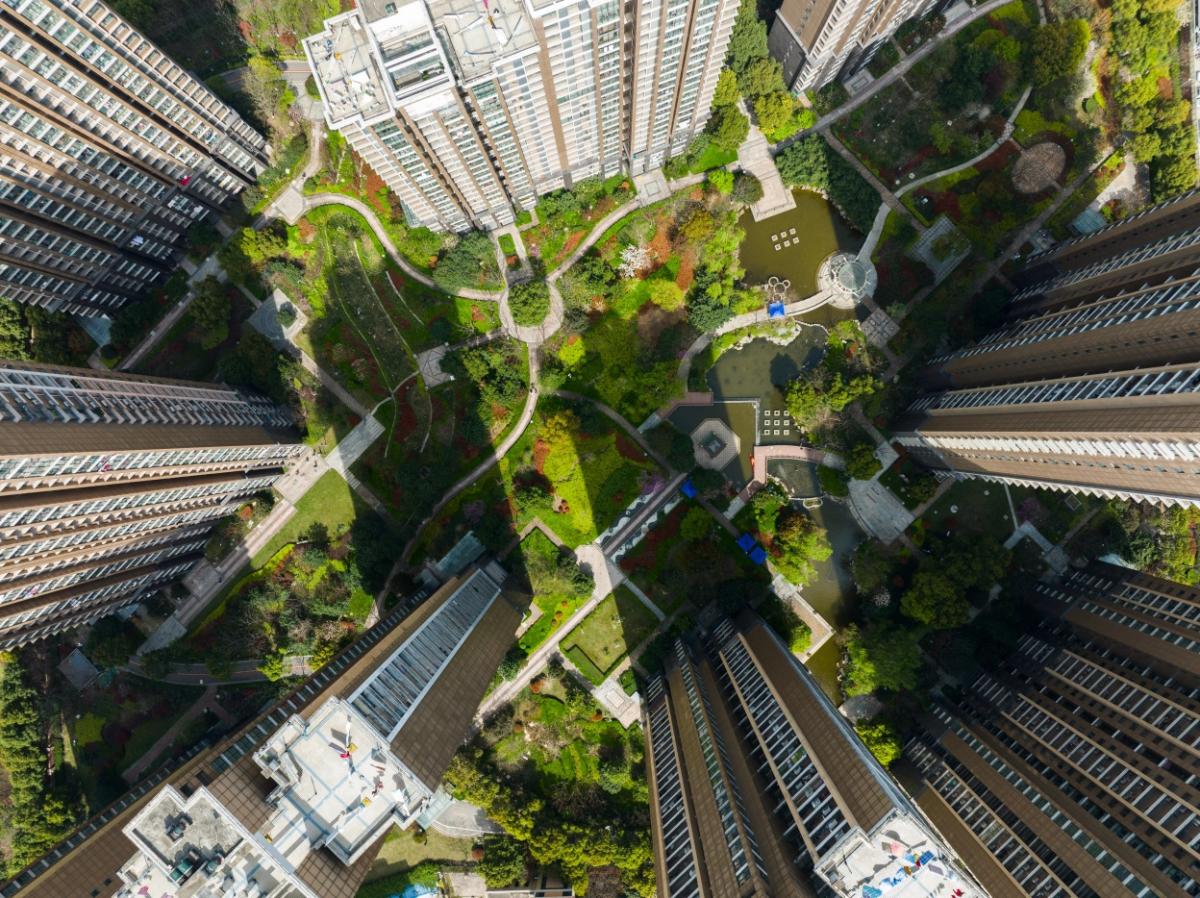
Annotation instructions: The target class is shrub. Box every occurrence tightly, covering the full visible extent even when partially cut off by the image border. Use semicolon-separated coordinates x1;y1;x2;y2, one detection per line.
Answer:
509;279;551;326
731;172;763;205
844;443;882;480
817;464;850;497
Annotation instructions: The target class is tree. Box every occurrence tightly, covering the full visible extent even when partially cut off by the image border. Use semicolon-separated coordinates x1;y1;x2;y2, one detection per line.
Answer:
772;508;832;585
855;719;903;767
680;506;714;541
726;0;769;77
739;57;786;98
708;106;750;153
900;570;969;629
712;68;740;108
754;91;795;135
731;173;763;205
478;836;527;888
189;278;231;349
844;443;882;480
647;280;686;311
85;616;143;668
434;231;500;291
509;280;551;326
843;624;924;695
817;464;849;497
1028;19;1090;87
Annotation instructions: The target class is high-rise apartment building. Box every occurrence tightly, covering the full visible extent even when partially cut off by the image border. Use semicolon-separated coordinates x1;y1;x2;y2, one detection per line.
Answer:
906;561;1200;897
897;189;1200;507
0;360;300;649
769;0;937;92
304;0;737;232
644;612;986;898
0;563;526;898
0;0;268;317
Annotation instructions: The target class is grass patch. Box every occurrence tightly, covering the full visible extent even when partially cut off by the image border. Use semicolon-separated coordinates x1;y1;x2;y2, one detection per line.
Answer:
562;588;660;685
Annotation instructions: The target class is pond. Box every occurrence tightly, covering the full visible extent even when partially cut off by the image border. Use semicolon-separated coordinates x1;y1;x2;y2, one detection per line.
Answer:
738;189;860;296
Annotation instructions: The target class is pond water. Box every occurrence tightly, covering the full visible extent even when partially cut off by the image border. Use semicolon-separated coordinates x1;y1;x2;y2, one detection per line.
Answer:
738;189;860;296
707;324;827;406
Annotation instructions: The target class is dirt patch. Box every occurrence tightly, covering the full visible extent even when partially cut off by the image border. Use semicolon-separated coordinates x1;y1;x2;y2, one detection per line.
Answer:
637;303;686;348
298;218;316;242
675;252;695;291
648;216;673;261
1158;76;1174;100
392;381;420;440
976;140;1020;174
533;438;551;474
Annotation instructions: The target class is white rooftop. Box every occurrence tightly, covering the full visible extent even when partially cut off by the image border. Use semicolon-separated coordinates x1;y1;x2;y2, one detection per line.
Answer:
120;787;296;898
303;12;392;127
253;697;430;866
427;0;538;81
816;812;988;898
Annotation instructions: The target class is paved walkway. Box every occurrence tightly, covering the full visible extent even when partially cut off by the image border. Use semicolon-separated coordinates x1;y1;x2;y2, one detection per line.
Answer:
415;330;503;387
847;477;915;544
400;354;541;564
739;112;795;221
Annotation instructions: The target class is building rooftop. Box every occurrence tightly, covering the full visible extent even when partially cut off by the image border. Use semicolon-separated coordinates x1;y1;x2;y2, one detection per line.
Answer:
303;12;392;127
121;787;296;898
252;697;430;867
427;0;538;81
816;812;986;898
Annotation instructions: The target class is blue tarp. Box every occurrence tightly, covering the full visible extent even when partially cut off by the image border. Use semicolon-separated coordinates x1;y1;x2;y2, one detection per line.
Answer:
736;532;756;553
748;546;768;566
767;300;786;318
680;478;697;498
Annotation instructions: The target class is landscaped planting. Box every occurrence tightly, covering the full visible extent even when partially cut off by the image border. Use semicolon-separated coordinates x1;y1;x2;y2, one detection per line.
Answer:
446;675;654;896
419;397;662;556
619;501;770;614
522;175;636;270
352;338;530;542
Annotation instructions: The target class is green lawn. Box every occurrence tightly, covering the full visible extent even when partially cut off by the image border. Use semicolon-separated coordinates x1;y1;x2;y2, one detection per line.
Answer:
253;470;366;566
365;827;474;884
515;530;592;656
562;587;660;685
688;144;737;173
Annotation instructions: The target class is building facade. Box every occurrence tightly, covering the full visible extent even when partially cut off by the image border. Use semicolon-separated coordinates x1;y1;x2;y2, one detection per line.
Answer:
897;189;1200;507
0;563;527;898
769;0;937;93
0;360;300;648
0;0;269;317
304;0;738;232
644;612;987;898
906;561;1200;897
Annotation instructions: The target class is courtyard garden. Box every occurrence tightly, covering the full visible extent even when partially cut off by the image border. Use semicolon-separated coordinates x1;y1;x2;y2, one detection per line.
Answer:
561;588;660;686
522;174;636;270
445;672;654;897
733;483;833;586
135;279;255;382
419;396;662;557
619;501;770;614
351;337;530;539
543;178;761;423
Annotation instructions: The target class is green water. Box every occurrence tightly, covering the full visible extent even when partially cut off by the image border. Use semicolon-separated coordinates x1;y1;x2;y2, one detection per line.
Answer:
738;189;860;295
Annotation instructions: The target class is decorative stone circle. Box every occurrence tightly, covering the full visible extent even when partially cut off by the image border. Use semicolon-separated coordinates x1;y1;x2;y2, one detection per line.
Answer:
692;418;741;471
1012;142;1067;194
817;251;878;309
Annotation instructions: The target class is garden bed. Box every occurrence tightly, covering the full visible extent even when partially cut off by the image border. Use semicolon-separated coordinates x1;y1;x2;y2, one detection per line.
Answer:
522;175;636;270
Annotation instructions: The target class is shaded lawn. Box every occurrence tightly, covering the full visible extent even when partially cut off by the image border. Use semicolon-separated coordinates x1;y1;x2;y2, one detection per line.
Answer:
254;469;371;566
560;281;692;424
137;288;254;382
562;587;660;686
417;397;662;557
296;208;499;409
908;477;1014;546
620;501;770;614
